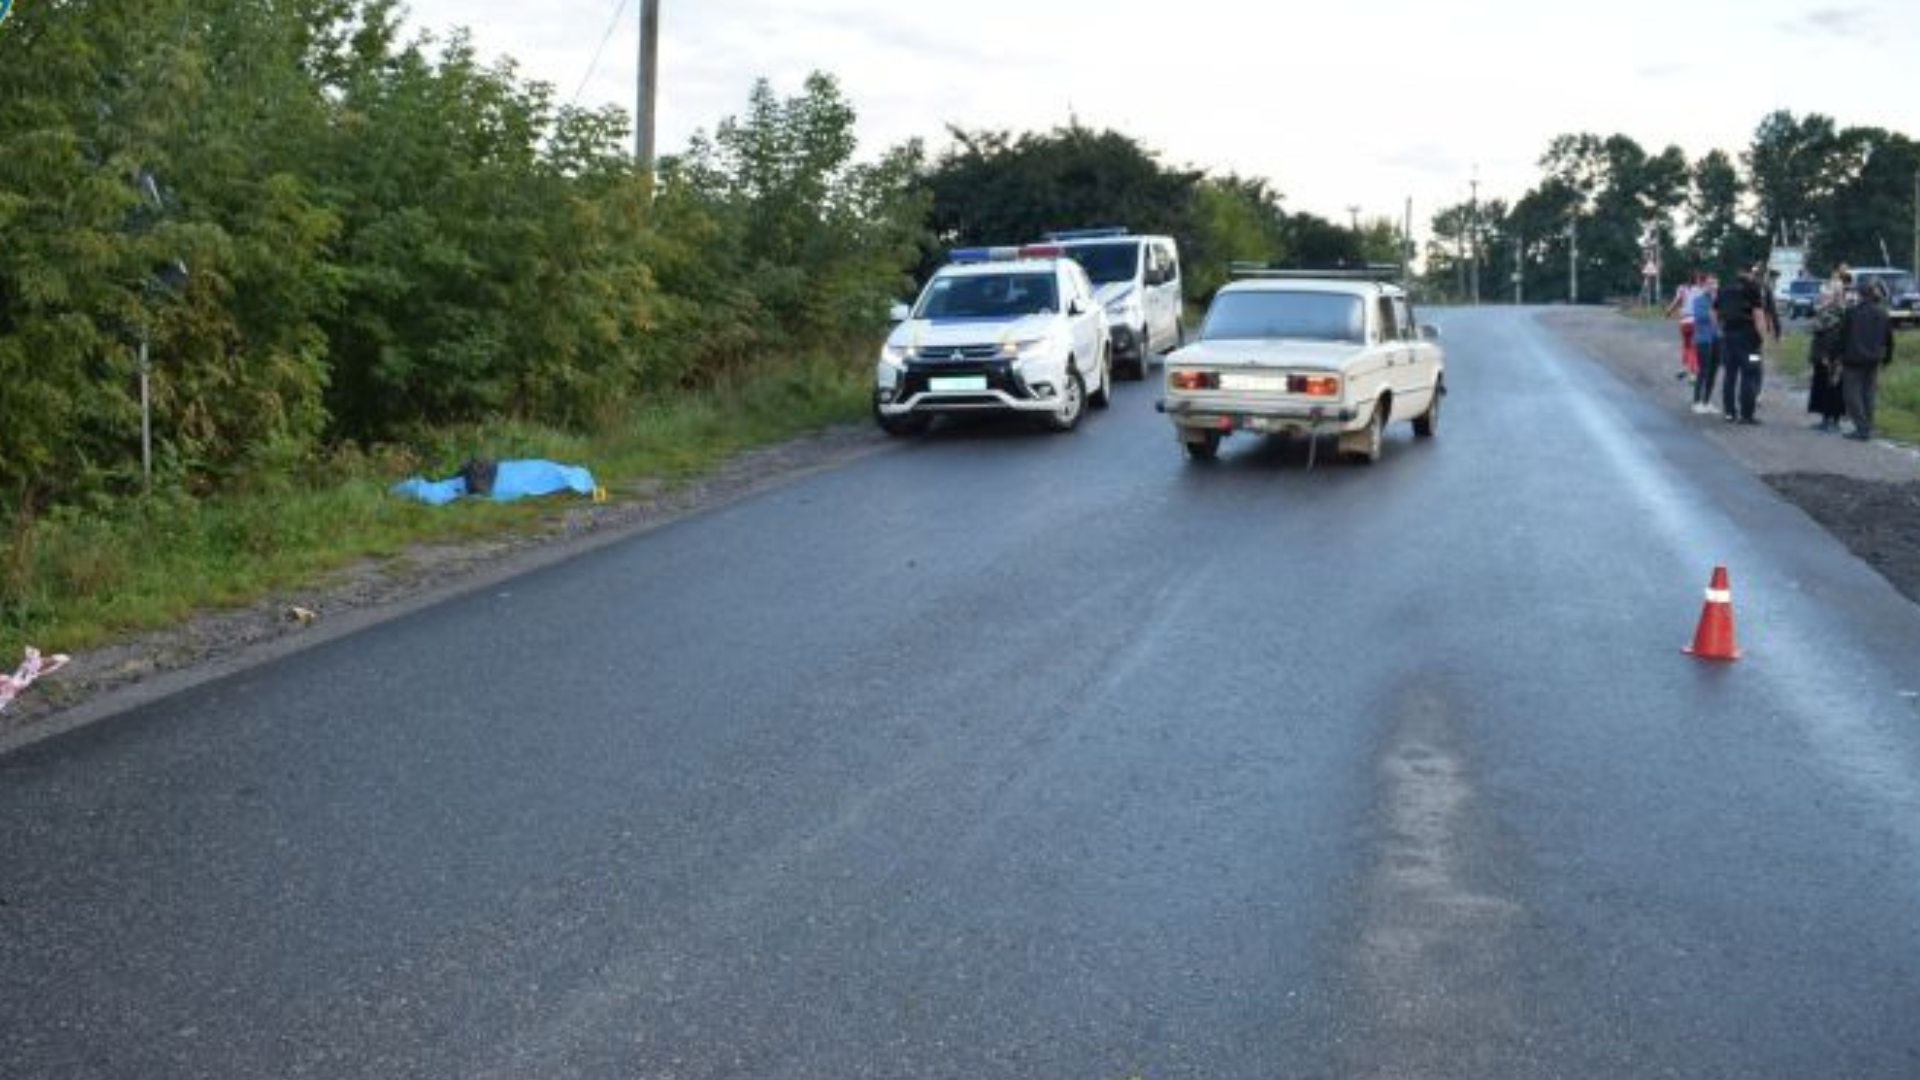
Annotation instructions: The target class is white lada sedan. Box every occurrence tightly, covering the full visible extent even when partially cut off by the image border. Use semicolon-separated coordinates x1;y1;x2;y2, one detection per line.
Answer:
1158;271;1444;463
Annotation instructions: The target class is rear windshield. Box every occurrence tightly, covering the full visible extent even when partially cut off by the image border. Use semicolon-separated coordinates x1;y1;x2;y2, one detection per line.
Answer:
916;272;1059;319
1200;290;1366;343
1063;242;1141;285
1859;272;1915;294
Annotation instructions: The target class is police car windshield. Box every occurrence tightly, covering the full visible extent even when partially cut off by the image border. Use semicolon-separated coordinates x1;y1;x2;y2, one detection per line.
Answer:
916;272;1059;319
1200;291;1365;344
1063;242;1140;285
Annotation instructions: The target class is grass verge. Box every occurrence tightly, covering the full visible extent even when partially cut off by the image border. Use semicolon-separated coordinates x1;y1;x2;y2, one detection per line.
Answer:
1768;327;1920;442
1;353;872;659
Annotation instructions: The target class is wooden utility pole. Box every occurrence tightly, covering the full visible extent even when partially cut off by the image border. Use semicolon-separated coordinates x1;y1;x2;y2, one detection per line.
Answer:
636;0;660;170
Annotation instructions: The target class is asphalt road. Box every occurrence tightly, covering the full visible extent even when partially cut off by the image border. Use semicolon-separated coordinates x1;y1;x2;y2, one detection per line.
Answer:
4;308;1920;1079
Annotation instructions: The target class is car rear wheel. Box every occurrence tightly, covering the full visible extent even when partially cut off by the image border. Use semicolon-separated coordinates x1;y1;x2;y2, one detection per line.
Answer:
1346;402;1386;464
1044;369;1086;432
1183;431;1221;462
1413;381;1441;437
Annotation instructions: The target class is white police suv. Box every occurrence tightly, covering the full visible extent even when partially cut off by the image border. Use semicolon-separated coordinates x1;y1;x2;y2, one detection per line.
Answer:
875;245;1112;436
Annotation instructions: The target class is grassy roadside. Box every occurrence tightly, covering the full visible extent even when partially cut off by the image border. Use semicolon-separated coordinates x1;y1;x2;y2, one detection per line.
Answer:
1;354;873;659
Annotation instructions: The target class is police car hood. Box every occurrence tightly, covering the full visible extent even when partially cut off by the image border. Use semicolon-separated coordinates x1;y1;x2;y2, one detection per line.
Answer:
1167;338;1367;372
893;314;1058;350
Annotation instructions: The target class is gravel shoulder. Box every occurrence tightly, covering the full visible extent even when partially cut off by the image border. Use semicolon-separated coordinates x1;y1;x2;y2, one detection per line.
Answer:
1536;306;1920;605
0;426;888;753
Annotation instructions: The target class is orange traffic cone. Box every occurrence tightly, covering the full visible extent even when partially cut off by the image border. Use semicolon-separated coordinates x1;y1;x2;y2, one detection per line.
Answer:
1683;565;1741;661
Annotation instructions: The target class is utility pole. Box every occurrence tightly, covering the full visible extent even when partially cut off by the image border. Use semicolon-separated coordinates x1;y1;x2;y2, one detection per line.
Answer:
1911;164;1918;283
1468;170;1481;306
1513;233;1523;305
636;0;660;171
1568;217;1579;304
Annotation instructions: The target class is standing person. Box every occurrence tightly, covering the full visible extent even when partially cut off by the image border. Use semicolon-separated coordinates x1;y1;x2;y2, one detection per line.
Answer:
1689;276;1722;413
1839;279;1897;441
1805;269;1851;431
1664;271;1702;380
1716;264;1775;424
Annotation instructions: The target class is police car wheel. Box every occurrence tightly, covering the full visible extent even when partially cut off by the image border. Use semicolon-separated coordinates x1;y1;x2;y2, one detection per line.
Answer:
1090;349;1112;409
875;408;931;437
1044;370;1086;432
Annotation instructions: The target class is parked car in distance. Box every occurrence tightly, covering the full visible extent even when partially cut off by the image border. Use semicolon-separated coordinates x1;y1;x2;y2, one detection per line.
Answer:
1784;277;1821;319
1158;269;1444;464
1849;267;1919;329
1048;229;1184;381
874;245;1111;436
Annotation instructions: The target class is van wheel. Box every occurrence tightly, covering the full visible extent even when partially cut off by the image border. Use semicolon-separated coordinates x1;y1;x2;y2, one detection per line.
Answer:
1044;370;1086;432
1132;325;1152;380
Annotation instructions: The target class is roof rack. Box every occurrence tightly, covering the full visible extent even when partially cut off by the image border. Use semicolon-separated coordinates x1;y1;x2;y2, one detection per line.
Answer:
1045;227;1131;242
1229;262;1404;283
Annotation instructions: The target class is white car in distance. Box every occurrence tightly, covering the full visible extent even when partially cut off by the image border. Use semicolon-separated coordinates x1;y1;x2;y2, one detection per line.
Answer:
1159;270;1444;464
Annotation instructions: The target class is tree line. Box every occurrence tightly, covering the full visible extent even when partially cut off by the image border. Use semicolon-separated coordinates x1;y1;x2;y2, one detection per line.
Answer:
0;1;1392;519
1425;113;1920;303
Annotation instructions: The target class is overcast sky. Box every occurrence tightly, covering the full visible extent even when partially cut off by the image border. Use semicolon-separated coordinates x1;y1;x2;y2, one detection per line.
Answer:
401;1;1920;233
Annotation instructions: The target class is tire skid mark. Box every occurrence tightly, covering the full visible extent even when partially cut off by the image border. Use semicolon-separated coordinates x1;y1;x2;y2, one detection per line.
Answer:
1343;678;1533;1080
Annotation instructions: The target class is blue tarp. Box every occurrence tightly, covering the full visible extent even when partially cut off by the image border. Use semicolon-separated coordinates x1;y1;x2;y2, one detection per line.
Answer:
391;460;597;506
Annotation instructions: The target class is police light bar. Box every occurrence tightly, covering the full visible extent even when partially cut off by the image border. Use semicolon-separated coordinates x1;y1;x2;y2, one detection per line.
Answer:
948;245;1064;264
1046;227;1130;241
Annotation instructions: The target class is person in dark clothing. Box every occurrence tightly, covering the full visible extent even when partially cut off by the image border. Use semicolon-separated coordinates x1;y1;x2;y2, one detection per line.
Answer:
1839;280;1897;441
1715;265;1776;424
1805;270;1851;431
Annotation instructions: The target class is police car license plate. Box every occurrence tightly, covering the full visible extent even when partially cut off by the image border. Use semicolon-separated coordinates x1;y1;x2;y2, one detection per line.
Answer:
930;375;988;392
1217;372;1289;392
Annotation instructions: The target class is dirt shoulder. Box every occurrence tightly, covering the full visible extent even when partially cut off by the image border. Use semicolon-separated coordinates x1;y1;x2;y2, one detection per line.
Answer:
0;426;888;753
1537;307;1920;605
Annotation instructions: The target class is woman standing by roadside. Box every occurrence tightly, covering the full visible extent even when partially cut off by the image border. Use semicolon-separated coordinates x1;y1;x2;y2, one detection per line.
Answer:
1689;274;1722;413
1665;271;1704;381
1805;268;1851;431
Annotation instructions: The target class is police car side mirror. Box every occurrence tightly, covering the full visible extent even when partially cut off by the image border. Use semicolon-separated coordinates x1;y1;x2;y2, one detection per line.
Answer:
1069;298;1088;316
888;302;911;324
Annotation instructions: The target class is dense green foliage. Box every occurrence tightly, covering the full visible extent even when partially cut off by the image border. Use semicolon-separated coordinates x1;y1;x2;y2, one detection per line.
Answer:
1426;111;1920;302
0;1;923;517
921;122;1370;299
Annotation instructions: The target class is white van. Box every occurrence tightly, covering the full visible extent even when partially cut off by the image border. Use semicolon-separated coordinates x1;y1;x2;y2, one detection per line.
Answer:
1050;229;1184;381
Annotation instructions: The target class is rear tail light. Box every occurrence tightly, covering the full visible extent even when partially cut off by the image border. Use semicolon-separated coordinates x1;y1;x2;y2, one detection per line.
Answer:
1168;370;1219;391
1290;375;1340;397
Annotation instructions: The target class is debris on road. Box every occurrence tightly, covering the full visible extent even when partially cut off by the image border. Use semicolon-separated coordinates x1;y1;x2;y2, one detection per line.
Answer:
0;648;70;715
284;606;318;626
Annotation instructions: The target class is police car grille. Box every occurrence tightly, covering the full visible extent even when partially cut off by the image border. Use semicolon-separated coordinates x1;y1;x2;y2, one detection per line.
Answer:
923;344;999;361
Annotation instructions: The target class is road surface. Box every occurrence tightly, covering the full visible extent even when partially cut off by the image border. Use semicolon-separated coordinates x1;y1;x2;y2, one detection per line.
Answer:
4;308;1919;1079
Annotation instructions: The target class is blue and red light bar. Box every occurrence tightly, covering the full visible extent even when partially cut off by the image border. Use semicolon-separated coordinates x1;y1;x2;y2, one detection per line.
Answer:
947;244;1066;264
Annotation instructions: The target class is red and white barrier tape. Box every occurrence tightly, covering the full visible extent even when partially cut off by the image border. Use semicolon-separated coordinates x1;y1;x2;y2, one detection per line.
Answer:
0;647;70;715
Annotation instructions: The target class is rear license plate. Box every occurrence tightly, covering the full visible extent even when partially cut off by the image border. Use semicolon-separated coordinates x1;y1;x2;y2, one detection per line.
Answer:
1217;372;1289;392
930;375;988;392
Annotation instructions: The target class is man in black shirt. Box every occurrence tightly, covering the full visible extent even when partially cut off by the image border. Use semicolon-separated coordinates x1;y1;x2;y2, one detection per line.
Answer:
1715;265;1778;423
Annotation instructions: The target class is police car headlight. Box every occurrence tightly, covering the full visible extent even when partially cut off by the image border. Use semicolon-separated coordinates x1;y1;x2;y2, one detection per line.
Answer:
1105;298;1139;319
880;344;911;366
999;338;1046;358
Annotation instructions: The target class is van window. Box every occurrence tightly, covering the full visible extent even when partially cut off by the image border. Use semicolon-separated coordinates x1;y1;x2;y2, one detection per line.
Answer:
1063;242;1141;286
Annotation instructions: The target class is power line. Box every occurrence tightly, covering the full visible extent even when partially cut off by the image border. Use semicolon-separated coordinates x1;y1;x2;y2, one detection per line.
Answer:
570;0;634;106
